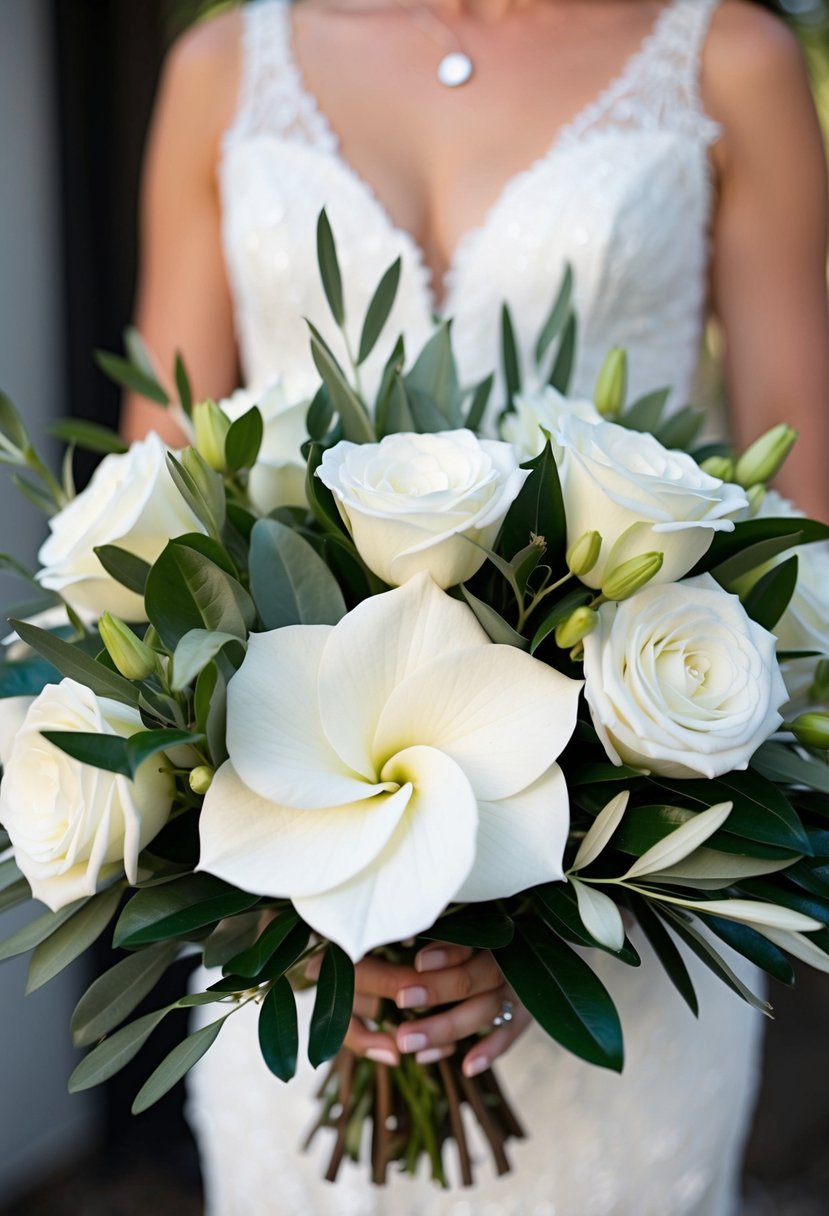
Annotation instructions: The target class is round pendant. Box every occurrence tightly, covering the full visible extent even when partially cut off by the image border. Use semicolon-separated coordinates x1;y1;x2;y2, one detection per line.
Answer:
437;51;474;88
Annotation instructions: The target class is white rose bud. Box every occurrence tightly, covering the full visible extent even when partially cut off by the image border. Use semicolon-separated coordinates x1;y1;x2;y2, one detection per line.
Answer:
582;574;787;779
36;433;205;622
500;385;601;462
219;381;309;512
554;416;749;589
0;679;174;910
316;430;529;589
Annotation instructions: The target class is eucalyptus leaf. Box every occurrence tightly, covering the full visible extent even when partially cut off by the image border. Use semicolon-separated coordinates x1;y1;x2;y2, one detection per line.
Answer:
308;324;375;444
358;258;401;364
166;451;226;538
202;911;262;968
249;519;346;629
404;323;462;428
26;885;123;993
132;1016;227;1113
145;537;253;649
71;941;179;1046
0;879;33;915
316;210;345;327
69;1007;171;1092
0;898;88;964
308;944;354;1067
258;977;299;1081
171;629;245;691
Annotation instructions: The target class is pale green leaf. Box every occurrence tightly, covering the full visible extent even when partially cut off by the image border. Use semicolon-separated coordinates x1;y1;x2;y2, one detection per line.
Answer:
572;791;630;871
570;879;625;952
622;802;733;880
132;1016;227;1113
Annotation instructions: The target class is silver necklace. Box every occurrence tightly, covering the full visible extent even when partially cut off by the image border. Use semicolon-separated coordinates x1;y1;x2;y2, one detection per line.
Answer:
399;3;475;88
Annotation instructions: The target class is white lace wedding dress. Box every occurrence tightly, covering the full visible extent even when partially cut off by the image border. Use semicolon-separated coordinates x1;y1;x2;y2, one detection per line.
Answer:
187;1;766;1212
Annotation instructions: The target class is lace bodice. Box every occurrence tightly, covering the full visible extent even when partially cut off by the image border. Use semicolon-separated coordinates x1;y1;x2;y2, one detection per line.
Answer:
220;0;722;421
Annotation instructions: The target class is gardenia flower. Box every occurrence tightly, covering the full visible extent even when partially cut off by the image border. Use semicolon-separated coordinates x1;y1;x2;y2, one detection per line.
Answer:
0;679;174;910
554;416;749;589
500;385;601;461
37;432;204;621
198;574;581;960
582;574;787;779
316;430;528;589
220;381;309;512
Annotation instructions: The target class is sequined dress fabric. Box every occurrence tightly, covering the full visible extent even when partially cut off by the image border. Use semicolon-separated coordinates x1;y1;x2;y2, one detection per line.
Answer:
187;1;765;1210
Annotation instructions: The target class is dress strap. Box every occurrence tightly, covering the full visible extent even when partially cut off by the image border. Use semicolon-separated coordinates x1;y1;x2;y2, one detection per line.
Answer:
224;0;337;151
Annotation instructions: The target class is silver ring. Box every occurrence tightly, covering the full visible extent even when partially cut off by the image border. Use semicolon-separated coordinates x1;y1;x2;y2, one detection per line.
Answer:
491;999;514;1028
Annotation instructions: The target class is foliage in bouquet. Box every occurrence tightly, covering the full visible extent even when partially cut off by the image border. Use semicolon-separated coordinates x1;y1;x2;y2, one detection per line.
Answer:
2;212;829;1185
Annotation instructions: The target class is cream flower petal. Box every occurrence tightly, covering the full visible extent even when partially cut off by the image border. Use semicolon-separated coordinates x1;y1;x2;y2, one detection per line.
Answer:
0;696;34;768
373;648;582;800
198;761;412;898
227;627;390;808
454;764;570;902
294;746;478;960
317;574;487;777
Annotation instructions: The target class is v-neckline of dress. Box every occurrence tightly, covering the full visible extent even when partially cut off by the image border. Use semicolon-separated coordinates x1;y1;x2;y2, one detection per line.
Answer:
278;0;682;313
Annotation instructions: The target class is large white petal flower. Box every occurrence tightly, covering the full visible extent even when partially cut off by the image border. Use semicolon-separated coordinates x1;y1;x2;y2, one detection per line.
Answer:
199;574;581;959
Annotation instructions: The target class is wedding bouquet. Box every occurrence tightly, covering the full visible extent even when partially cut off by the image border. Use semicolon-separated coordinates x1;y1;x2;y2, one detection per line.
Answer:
2;213;829;1186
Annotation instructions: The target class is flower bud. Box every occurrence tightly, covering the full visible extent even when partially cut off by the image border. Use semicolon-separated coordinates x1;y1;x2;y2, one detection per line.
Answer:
601;552;664;601
594;348;627;420
189;765;215;795
811;659;829;704
566;530;602;578
790;712;829;750
734;424;798;489
98;613;157;681
193;399;231;472
554;606;598;650
699;455;735;483
745;484;767;517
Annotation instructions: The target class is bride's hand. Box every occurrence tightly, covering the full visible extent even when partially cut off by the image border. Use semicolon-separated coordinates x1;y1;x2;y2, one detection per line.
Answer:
307;943;531;1078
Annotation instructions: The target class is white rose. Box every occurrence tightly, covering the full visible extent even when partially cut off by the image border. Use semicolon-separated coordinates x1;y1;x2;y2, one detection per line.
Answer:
582;574;787;779
0;679;174;910
220;381;309;513
736;490;829;706
199;574;580;960
500;385;601;461
554;416;749;588
316;430;529;588
37;432;204;621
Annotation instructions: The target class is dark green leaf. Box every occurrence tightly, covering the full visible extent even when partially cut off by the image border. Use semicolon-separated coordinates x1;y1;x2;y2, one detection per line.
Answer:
308;323;375;443
530;587;593;654
547;312;577;394
501;303;521;409
8;620;140;706
654;405;705;452
306;384;334;441
0;654;60;698
144;537;253;649
496;922;624;1070
202;912;262;968
404;322;462;428
95;351;169;406
41;728;202;779
620;388;670;434
701;914;794;986
421;904;515;950
71;941;179;1046
751;742;829;796
658;908;772;1015
459;586;528;649
464;373;494;432
93;545;150;597
308;944;354;1067
165;451;226;537
174;353;192;417
741;555;798;631
0;879;33;915
49;419;128;454
305;443;350;538
225;405;264;473
316;210;345;326
499;440;567;568
113;875;260;948
26;885;123;993
691;518;829;577
69;1007;170;1092
194;660;228;766
258;977;298;1081
376;372;414;437
737;878;829;926
713;534;808;586
533;882;640;965
629;895;698;1015
534;264;573;365
249;518;346;628
133;1016;226;1113
653;772;812;855
225;909;300;979
358;257;401;364
0;390;29;451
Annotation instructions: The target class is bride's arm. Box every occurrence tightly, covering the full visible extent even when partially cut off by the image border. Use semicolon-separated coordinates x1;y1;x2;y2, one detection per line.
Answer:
706;1;829;521
121;14;242;443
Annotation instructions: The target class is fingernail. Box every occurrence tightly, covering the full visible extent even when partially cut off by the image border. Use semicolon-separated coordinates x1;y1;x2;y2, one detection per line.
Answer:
415;1047;446;1064
396;985;429;1009
365;1048;398;1066
463;1056;489;1078
400;1031;429;1053
416;949;447;972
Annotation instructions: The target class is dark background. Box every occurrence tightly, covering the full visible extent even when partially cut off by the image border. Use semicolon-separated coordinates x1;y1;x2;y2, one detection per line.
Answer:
3;0;828;1211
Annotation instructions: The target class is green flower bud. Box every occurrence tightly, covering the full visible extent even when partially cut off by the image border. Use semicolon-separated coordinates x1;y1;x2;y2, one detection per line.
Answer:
98;613;157;681
193;399;231;472
790;712;829;750
189;765;215;795
734;424;798;489
811;659;829;704
745;484;767;517
554;606;598;650
566;530;602;578
594;347;628;420
699;455;735;483
601;552;664;601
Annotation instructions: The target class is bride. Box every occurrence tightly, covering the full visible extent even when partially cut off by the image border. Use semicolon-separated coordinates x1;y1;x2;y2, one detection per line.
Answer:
124;0;829;1211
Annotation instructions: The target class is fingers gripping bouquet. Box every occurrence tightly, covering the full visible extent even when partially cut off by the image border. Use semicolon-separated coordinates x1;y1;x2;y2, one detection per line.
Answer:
2;213;829;1186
